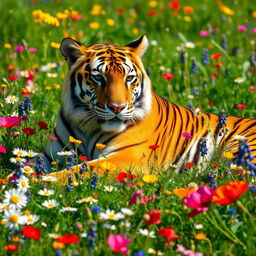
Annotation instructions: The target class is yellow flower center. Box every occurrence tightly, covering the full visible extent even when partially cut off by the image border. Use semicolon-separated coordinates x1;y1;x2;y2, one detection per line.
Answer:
44;190;49;195
9;214;19;223
9;98;16;102
48;203;55;207
108;213;116;219
23;166;31;172
3;205;9;210
21;181;27;187
27;217;33;222
10;195;20;204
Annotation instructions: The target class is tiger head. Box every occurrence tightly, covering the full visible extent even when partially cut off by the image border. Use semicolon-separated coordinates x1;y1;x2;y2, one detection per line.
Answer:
60;35;152;133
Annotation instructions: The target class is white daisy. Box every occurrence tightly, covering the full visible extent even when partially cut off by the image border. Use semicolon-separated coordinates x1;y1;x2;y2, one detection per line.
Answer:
139;229;156;238
234;135;247;141
19;71;29;77
24;214;39;225
148;248;163;255
5;95;19;104
42;199;59;208
48;233;60;239
38;188;55;196
76;196;98;204
234;77;245;83
185;42;196;49
57;151;73;156
195;224;204;230
2;209;25;229
4;188;28;209
12;148;27;157
47;73;57;78
10;157;26;164
16;176;30;192
102;223;116;230
41;222;47;227
104;185;116;192
121;208;134;216
59;206;78;213
120;221;131;228
99;209;125;221
27;150;38;158
42;176;57;182
21;165;34;174
0;203;9;212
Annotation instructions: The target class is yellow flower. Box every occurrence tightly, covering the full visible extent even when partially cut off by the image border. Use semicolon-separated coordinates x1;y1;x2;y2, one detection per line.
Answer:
91;4;102;15
50;42;60;49
194;233;206;240
45;86;52;90
89;22;100;29
142;174;158;183
69;136;82;144
24;210;31;216
136;181;144;187
4;43;11;49
106;18;115;26
54;83;61;89
52;241;65;249
1;84;7;88
132;28;139;35
51;161;57;165
164;190;172;195
184;16;192;22
217;1;234;16
253;11;256;18
98;161;117;176
96;143;106;150
148;1;158;8
56;12;69;20
223;152;234;159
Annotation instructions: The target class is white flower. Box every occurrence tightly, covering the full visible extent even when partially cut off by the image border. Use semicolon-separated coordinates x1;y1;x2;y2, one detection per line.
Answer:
185;42;196;49
16;176;30;192
5;95;19;104
99;209;125;221
47;73;57;78
234;135;247;141
42;199;59;208
27;150;38;158
0;203;9;212
57;151;73;156
41;222;47;227
234;77;245;83
139;229;156;238
120;221;131;228
104;186;116;192
121;208;134;216
42;176;57;182
10;157;26;164
4;188;28;209
102;223;116;230
76;196;98;204
24;214;39;225
59;206;78;212
148;248;163;255
195;224;204;229
188;95;194;99
2;209;25;229
13;148;28;157
19;71;29;77
150;40;158;46
48;233;60;239
21;165;34;174
38;188;55;196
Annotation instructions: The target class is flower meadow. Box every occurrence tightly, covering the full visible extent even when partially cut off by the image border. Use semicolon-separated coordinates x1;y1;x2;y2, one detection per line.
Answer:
0;0;256;255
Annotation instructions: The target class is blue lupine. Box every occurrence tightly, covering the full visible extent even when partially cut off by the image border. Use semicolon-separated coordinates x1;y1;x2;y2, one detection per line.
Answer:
221;35;228;50
90;173;98;189
180;50;186;65
190;59;198;76
35;154;46;176
23;96;32;115
86;220;97;250
201;49;209;65
218;110;227;136
18;103;25;117
66;174;73;192
199;138;208;157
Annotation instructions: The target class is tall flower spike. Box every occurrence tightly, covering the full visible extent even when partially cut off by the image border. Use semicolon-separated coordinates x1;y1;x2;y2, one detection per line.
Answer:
199;138;208;157
249;52;256;68
86;220;97;251
23;96;32;115
221;35;228;50
190;59;198;76
218;110;227;136
180;50;186;65
201;49;209;65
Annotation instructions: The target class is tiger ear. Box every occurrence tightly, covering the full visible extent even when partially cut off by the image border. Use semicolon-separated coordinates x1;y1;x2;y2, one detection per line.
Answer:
60;37;86;66
125;35;149;58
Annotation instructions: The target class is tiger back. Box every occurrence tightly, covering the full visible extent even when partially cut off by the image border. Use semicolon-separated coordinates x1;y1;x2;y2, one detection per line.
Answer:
44;35;256;182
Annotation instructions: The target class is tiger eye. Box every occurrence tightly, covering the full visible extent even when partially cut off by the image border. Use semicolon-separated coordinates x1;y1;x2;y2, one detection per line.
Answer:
126;75;134;82
93;74;102;81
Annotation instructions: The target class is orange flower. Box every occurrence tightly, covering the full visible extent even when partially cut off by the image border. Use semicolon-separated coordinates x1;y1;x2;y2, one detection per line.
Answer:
96;143;106;150
213;180;249;205
4;244;19;251
194;233;206;240
183;6;194;14
173;187;196;197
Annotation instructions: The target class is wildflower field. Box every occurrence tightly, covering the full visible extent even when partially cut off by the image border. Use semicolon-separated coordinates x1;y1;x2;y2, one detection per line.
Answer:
0;0;256;255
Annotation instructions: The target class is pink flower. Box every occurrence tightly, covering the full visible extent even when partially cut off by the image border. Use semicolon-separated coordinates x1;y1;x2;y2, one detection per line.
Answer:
252;28;256;34
128;190;144;205
237;25;247;31
0;145;7;154
10;132;20;136
139;194;156;204
184;186;215;217
108;234;131;255
176;244;203;256
0;116;21;128
199;30;209;37
28;48;37;52
14;45;25;52
163;73;174;80
50;135;58;140
182;132;192;139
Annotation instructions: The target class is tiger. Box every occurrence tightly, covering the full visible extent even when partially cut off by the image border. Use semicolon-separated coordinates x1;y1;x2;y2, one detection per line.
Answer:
44;35;256;182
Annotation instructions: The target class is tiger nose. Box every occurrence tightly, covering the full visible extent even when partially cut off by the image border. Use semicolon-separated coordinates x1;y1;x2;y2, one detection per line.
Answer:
108;103;126;113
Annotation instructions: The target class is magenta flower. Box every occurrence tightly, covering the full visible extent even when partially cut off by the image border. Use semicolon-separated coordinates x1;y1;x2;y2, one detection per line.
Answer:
108;234;131;255
237;25;247;31
0;145;7;154
28;48;37;52
139;194;156;204
184;186;215;217
14;45;25;52
252;28;256;34
199;30;209;37
128;190;144;205
0;116;21;128
182;132;192;139
176;244;203;256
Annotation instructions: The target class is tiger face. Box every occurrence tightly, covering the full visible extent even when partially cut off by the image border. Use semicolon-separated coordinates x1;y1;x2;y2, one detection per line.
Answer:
61;35;151;133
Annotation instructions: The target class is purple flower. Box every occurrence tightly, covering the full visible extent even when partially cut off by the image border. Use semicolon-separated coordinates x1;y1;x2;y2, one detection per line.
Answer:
14;45;25;52
128;190;144;205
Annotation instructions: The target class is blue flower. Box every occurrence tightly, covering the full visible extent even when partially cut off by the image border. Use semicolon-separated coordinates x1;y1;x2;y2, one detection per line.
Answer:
134;251;145;256
91;206;101;213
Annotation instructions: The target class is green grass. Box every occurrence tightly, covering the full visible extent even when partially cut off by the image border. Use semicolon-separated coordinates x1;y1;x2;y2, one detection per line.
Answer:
0;0;256;255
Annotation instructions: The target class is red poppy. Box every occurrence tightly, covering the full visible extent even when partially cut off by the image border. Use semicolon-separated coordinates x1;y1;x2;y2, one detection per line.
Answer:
149;145;160;149
148;10;158;16
0;179;8;183
23;91;30;97
80;156;88;161
158;226;180;242
22;128;36;135
22;226;41;240
37;121;48;130
163;73;174;80
8;75;18;80
116;172;137;183
0;116;21;128
57;234;80;244
4;244;19;251
211;163;218;168
145;209;162;225
117;8;125;14
211;53;222;60
184;162;195;168
213;180;249;205
8;65;16;71
236;169;244;174
236;104;246;109
169;1;181;9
